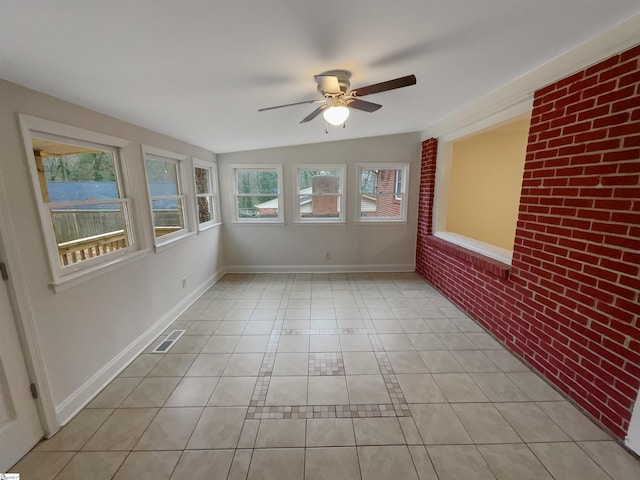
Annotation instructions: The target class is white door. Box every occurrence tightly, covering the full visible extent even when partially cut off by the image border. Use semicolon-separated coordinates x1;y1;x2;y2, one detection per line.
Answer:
0;261;43;471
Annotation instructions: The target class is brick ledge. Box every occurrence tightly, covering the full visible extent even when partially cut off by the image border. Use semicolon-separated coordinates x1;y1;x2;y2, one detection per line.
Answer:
426;235;511;279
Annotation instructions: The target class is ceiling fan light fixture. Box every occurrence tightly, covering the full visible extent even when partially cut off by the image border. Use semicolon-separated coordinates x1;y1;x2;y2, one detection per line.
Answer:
323;105;350;126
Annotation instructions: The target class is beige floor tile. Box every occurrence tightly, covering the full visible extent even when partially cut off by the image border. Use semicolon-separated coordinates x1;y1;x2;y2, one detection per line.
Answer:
209;376;256;406
528;442;610;480
470;372;530;401
305;447;361;480
310;319;338;329
410;404;472;445
399;417;423;445
86;377;142;408
506;373;563;401
342;352;380;374
340;334;373;351
186;407;247;449
186;320;221;334
120;377;181;407
451;403;521;444
170;450;235;480
432;373;489;402
428;445;496;480
134;407;202;450
423;319;459;332
243;320;275;334
255;419;306;447
10;451;74;480
451;350;499;372
483;350;530;372
418;351;464;372
238;420;260;448
408;445;439;480
478;444;553;480
55;451;128;480
379;333;415;351
336;319;366;329
215;322;247;335
164;376;218;406
113;451;181;480
185;353;230;376
119;354;161;377
399;319;432;333
395;374;446;403
537;401;611;441
494;402;570;442
169;335;209;353
148;353;197;376
309;334;341;352
451;318;485;333
265;376;308;405
225;308;254;321
223;353;264;376
373;319;404;333
306;418;355;446
465;332;503;349
235;335;269;353
410;334;447;351
201;335;240;353
346;375;391;404
310;309;337;321
437;333;477;350
308;376;349;404
386;351;428;373
227;449;253;480
578;441;640;480
36;408;113;451
83;408;158;451
369;307;396;320
272;352;309;375
353;417;406;445
358;445;419;480
277;335;310;352
247;448;305;480
250;308;278;320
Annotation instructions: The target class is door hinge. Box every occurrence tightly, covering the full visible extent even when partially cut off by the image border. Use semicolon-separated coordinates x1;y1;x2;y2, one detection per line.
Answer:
30;383;38;399
0;262;7;281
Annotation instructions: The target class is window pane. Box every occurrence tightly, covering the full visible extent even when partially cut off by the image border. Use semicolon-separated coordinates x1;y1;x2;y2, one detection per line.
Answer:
35;142;118;202
51;204;129;267
298;170;342;191
300;195;341;218
195;167;210;194
151;199;184;237
237;171;279;195
146;158;179;193
197;196;213;223
360;193;403;218
360;169;378;194
237;196;278;218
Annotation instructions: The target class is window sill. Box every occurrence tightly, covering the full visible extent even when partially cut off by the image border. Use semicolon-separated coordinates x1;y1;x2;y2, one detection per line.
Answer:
294;220;346;225
356;220;408;225
198;221;223;232
429;232;511;279
51;249;149;293
231;220;285;226
154;231;196;252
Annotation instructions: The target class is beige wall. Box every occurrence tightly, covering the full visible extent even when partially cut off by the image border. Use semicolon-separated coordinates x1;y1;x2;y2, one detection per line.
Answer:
445;116;529;250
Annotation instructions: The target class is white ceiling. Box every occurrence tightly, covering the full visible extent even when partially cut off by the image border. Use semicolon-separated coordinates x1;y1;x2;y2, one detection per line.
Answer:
1;1;638;153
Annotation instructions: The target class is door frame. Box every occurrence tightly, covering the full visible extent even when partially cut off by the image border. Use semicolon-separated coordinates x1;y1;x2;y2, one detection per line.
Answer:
0;173;57;436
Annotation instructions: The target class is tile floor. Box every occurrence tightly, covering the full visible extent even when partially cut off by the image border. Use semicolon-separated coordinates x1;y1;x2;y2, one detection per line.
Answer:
11;273;640;479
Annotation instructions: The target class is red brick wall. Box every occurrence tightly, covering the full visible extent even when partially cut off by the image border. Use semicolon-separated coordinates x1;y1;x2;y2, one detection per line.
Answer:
375;170;402;217
415;45;640;439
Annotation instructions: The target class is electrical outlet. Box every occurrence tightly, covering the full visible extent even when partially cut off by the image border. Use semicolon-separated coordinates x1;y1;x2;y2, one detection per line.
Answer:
325;252;331;260
181;277;187;288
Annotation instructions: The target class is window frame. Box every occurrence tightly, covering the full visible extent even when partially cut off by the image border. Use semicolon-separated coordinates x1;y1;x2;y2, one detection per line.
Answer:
19;115;141;287
294;164;346;224
356;163;409;223
193;158;221;231
142;145;192;247
231;164;284;224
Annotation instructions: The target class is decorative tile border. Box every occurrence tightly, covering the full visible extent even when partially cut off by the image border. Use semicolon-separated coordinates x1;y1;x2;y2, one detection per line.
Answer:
246;403;408;419
276;328;377;335
309;352;345;376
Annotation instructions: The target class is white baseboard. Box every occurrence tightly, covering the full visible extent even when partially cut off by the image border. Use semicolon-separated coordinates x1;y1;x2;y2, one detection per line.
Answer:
53;268;224;429
224;264;415;274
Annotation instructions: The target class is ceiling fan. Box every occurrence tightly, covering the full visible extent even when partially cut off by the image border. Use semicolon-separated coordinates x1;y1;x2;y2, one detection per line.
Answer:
258;70;416;126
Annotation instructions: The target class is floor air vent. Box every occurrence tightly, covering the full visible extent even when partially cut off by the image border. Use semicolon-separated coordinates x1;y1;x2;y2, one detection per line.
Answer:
151;329;186;353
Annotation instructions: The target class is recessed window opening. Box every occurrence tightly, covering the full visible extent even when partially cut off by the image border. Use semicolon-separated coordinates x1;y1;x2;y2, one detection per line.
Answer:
435;111;531;263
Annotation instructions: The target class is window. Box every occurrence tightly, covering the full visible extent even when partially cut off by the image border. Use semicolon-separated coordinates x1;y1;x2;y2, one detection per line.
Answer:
357;164;409;221
193;160;219;230
295;166;345;222
143;147;189;245
232;165;283;223
20;115;136;284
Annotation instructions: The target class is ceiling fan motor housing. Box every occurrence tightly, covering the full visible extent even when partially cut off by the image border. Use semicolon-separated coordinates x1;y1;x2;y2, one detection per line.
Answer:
317;69;352;95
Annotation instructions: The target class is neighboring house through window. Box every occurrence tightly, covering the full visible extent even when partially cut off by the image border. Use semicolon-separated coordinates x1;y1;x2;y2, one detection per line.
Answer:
357;164;409;221
294;166;346;223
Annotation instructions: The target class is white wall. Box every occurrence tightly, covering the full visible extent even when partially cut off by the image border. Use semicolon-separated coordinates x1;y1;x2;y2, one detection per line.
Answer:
627;390;640;454
0;79;223;430
219;133;421;272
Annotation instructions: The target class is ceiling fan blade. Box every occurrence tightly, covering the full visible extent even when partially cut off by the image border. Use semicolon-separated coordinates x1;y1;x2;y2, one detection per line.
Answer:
300;104;328;123
346;98;382;113
258;99;321;112
351;74;416;97
314;75;342;95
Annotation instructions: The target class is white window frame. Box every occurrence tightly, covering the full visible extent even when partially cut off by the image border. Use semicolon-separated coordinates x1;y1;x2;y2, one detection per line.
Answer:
356;163;409;223
19;115;142;288
142;145;192;247
294;164;346;224
432;99;533;265
231;164;284;224
193;159;221;231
